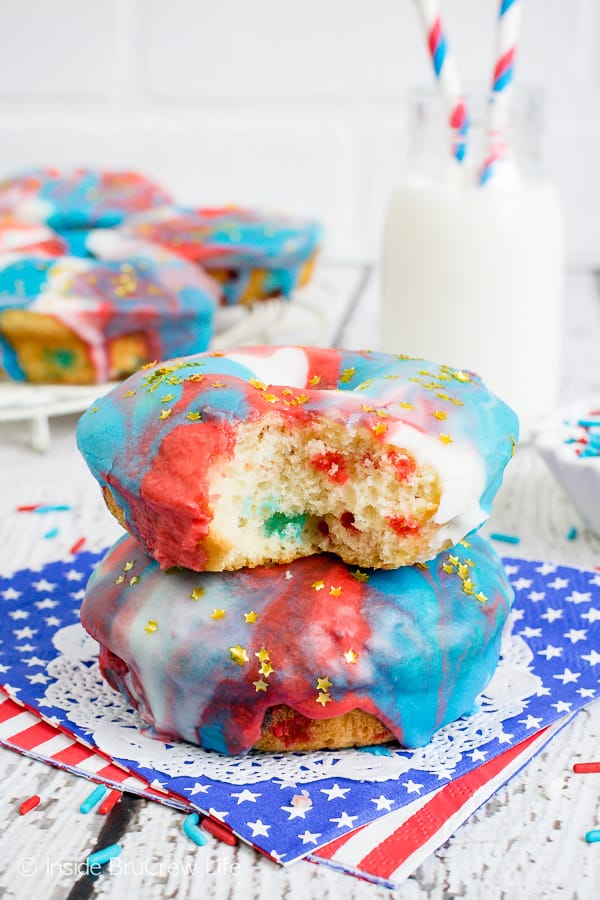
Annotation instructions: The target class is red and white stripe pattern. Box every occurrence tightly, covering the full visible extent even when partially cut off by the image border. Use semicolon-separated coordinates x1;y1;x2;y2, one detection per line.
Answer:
0;688;183;804
311;717;572;887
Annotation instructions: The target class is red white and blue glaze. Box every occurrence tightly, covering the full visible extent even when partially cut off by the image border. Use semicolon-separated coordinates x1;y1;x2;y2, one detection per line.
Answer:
0;249;218;383
109;205;323;304
81;532;513;755
77;346;519;568
0;167;172;230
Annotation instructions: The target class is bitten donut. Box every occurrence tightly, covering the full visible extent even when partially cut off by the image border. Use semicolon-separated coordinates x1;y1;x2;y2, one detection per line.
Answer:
80;532;514;755
0;167;171;230
77;346;518;570
104;205;322;305
0;250;218;384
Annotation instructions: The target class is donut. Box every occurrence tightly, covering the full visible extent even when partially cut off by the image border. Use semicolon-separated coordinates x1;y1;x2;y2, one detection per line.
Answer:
0;249;218;384
80;532;513;755
0;217;67;257
103;205;323;305
76;346;518;570
0;167;171;230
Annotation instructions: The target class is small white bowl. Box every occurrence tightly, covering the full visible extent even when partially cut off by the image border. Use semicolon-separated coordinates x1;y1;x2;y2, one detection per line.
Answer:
535;398;600;536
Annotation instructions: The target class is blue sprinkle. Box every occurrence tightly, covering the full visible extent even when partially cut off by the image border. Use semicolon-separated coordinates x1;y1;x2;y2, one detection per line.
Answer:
87;844;122;868
34;504;72;514
44;528;59;539
567;527;578;541
585;829;600;843
80;784;108;814
183;812;208;846
577;419;600;428
490;532;520;545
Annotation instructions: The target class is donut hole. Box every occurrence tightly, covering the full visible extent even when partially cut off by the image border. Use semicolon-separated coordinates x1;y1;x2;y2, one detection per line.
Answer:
205;412;443;570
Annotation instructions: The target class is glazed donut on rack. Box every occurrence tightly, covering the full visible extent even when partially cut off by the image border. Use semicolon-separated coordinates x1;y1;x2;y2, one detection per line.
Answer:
77;345;518;570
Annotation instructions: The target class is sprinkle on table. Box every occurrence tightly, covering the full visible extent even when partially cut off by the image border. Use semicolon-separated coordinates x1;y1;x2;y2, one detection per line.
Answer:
87;844;122;868
98;789;121;815
585;829;600;844
80;784;108;814
69;537;86;555
201;817;238;846
44;528;59;539
490;532;520;544
573;762;600;774
183;813;208;847
18;795;40;815
567;526;578;541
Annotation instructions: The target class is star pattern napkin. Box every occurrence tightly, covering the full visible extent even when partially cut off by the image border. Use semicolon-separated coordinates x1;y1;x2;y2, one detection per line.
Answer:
0;552;598;862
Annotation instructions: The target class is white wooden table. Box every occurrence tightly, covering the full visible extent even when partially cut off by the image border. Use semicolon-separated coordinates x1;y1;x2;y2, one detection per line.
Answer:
0;263;599;900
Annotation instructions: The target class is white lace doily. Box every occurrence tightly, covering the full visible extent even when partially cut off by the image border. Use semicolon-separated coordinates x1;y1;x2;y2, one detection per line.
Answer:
42;614;541;786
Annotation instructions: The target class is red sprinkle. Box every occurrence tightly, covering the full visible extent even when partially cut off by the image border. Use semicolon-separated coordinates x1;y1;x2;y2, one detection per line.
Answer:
98;789;122;815
16;505;39;512
19;795;41;815
201;817;238;846
69;537;86;555
573;762;600;774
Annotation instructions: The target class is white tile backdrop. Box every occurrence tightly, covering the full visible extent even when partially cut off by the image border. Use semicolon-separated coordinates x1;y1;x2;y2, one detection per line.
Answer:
0;0;598;263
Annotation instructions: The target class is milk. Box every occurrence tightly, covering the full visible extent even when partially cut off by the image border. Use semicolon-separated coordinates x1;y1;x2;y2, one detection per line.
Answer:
381;171;565;435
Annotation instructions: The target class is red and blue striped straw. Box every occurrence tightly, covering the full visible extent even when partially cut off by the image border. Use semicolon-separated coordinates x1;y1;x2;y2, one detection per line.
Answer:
414;0;469;163
480;0;523;185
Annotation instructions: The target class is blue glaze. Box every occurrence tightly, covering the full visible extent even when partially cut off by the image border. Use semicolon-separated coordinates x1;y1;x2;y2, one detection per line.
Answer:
81;532;514;756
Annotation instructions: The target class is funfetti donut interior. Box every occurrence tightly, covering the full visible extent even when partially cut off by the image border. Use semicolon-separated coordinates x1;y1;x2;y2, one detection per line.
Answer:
76;345;519;572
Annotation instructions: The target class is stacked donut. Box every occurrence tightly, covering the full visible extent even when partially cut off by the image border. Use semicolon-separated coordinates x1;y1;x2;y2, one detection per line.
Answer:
0;168;322;384
78;346;518;756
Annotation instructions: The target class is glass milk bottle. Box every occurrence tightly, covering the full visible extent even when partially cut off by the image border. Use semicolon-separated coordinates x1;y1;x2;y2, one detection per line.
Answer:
381;88;565;436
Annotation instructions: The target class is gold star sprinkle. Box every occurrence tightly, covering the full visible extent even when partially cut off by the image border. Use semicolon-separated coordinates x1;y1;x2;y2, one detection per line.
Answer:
451;398;464;406
211;608;226;620
253;679;268;692
186;411;202;421
442;563;455;574
340;367;356;384
144;620;158;634
141;360;157;369
311;580;325;591
262;393;279;403
211;381;226;388
161;393;175;403
361;404;374;413
309;375;321;386
229;644;249;665
343;649;358;664
316;692;332;706
190;587;205;600
457;564;470;579
293;394;309;405
416;562;429;570
260;661;274;678
329;586;342;597
448;555;460;566
244;610;259;624
114;574;125;585
188;373;204;383
465;558;476;568
123;390;136;399
462;579;474;595
439;433;453;444
399;401;414;410
351;569;369;583
510;435;517;457
375;408;390;418
459;539;471;548
129;576;140;587
91;406;99;413
255;647;270;662
452;370;470;383
159;408;172;420
475;591;488;603
316;676;333;692
123;561;135;572
372;422;388;436
432;410;447;420
436;392;451;401
249;378;267;390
